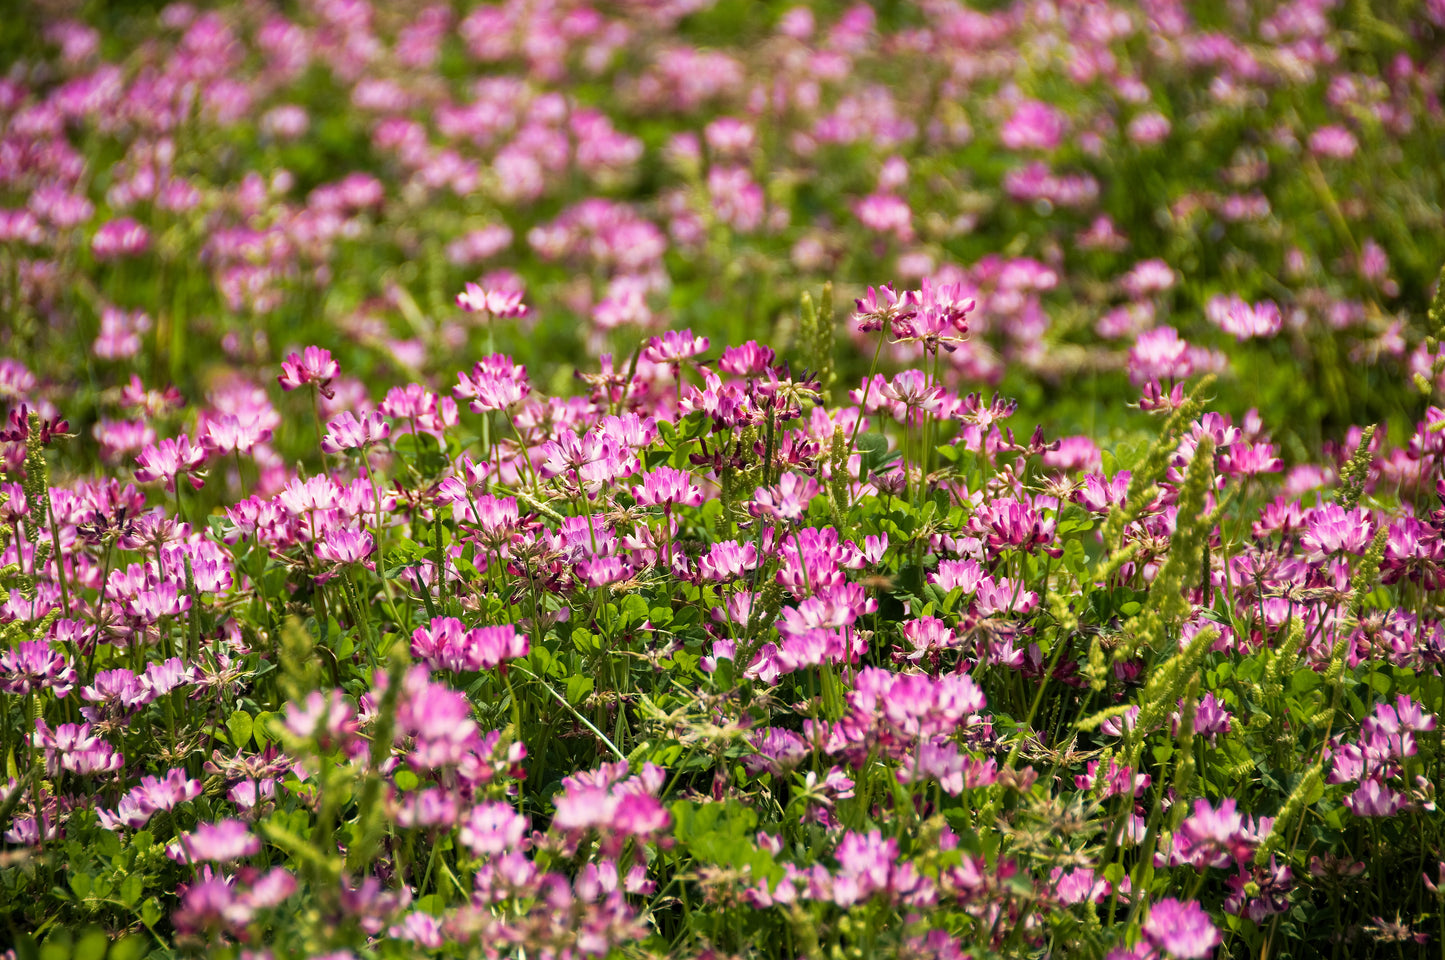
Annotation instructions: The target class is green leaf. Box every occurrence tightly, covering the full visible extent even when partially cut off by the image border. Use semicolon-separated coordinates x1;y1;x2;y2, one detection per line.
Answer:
252;711;275;747
856;432;890;474
73;927;107;960
140;897;163;928
226;711;254;751
39;931;71;960
565;675;594;705
109;938;150;960
119;872;144;907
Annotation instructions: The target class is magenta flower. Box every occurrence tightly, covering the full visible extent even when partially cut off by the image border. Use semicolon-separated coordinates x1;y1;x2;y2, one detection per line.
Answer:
1169;798;1252;868
854;192;913;242
456;281;528;317
719;341;776;376
91;217;149;259
1128;327;1193;386
632;466;704;508
135;434;207;491
1207;295;1283;341
93;418;157;462
98;769;202;831
411;618;528;672
750;473;820;524
1121;259;1177;298
1300;504;1374;562
142;657;201;697
699;540;758;580
1142;898;1220;959
1308;125;1358;160
891;279;973;353
168;819;262;863
199;412;273;455
454;355;531;412
1344;777;1410;817
852;283;908;333
283;689;359;750
967;496;1060;557
465;624;529;671
458;801;528;856
1127;111;1172;145
0;641;77;697
314;527;375;569
878;370;947;422
1174;692;1232;745
80;667;153;718
1000;100;1066;151
642;328;709;365
127;582;192;623
277;345;340;397
468;494;519;537
321;409;391;453
92;306;151;359
33;720;123;776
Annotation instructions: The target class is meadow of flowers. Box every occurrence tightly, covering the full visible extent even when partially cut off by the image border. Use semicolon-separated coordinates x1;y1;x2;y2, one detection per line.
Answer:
2;0;1445;957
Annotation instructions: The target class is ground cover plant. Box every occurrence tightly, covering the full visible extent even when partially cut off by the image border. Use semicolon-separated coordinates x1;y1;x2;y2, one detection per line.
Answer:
2;0;1445;957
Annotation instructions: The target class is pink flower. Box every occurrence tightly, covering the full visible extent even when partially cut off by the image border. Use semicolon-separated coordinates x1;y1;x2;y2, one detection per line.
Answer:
1121;259;1176;298
853;193;913;242
91;217;149;259
1344;777;1410;817
1173;798;1252;868
456;281;528;317
968;496;1060;557
632;466;704;508
0;642;77;697
465;624;529;670
1300;504;1374;562
98;769;202;830
719;341;776;376
321;410;391;452
1206;295;1282;340
33;720;123;776
135;434;207;491
454;355;530;412
93;418;156;462
1127;111;1171;145
199;413;273;455
1308;125;1358;159
92;306;151;359
852;284;908;333
168;819;261;863
750;473;820;524
314;527;375;569
1142;898;1220;959
699;540;758;580
459;801;528;856
1128;327;1193;385
277;346;340;396
283;689;358;749
81;668;152;717
707;166;764;232
890;279;973;353
1000;100;1066;151
1217;442;1283;478
643;329;710;365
